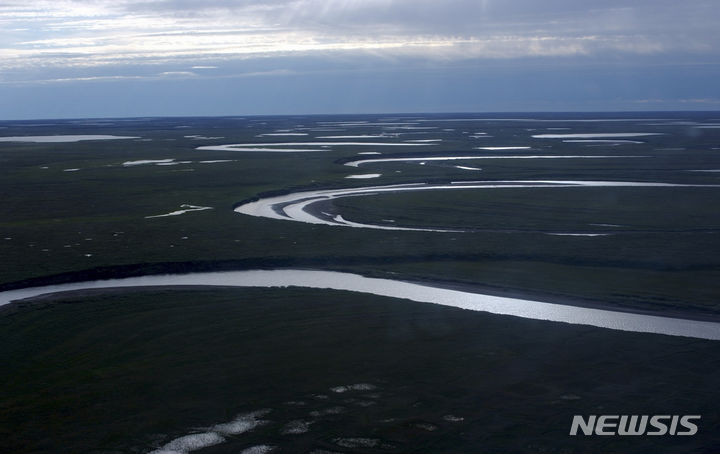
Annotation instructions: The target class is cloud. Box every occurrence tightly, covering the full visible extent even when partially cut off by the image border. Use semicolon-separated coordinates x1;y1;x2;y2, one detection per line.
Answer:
0;0;718;89
634;97;720;105
159;71;197;77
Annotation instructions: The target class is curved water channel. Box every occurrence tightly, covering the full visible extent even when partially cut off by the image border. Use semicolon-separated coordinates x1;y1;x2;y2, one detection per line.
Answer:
1;269;719;340
4;175;720;340
235;180;719;232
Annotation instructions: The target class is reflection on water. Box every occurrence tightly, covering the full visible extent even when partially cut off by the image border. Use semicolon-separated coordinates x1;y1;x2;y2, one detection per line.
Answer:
2;269;718;340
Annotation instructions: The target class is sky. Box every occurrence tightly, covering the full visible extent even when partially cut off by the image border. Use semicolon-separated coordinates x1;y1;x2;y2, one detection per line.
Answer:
1;0;719;119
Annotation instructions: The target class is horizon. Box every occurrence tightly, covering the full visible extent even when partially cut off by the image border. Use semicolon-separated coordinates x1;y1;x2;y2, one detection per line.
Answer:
2;109;720;123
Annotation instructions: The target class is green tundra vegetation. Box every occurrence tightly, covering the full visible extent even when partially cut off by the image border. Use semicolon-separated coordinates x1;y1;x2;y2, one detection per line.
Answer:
1;113;719;453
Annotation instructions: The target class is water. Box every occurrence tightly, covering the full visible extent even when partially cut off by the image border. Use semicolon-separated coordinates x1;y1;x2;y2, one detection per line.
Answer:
2;269;718;340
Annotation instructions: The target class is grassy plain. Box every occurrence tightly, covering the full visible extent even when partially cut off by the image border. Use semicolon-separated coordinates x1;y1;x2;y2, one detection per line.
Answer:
2;287;719;453
1;113;720;453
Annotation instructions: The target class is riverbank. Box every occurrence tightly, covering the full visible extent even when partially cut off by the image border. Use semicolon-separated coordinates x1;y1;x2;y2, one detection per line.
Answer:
2;286;718;453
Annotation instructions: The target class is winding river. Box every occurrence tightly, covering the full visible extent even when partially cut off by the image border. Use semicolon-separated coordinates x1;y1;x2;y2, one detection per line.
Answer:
235;180;719;232
4;178;720;341
1;269;718;340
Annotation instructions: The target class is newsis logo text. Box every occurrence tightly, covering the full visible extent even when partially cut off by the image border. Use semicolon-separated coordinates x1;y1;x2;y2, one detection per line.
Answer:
570;415;700;436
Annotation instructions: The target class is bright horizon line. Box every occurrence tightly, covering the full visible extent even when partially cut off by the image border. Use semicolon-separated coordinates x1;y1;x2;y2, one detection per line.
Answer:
1;109;719;123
